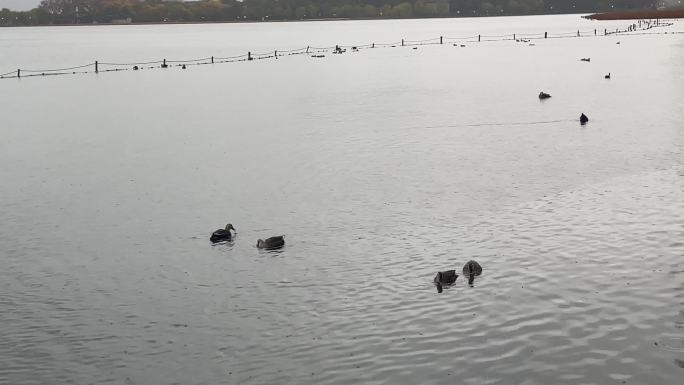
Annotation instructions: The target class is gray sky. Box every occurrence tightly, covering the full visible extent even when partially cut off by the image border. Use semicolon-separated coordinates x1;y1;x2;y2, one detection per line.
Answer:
0;0;40;11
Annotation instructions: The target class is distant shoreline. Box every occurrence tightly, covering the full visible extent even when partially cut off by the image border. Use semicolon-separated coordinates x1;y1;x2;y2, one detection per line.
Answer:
586;9;684;20
0;17;356;28
0;13;587;28
3;11;682;28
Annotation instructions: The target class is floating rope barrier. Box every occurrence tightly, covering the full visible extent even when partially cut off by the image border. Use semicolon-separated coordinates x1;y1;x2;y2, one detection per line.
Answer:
276;47;308;54
99;60;164;66
167;57;213;64
404;37;441;43
408;119;573;131
444;35;480;41
21;63;94;73
213;54;248;60
1;19;678;81
252;51;277;57
339;43;373;49
372;41;403;47
479;33;515;38
455;119;572;128
308;45;337;50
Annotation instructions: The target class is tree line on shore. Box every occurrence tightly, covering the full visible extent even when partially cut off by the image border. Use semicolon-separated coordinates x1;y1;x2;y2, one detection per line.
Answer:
0;0;660;26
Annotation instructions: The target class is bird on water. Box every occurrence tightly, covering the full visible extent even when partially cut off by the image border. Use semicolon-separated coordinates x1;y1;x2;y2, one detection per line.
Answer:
210;224;236;243
580;113;589;125
434;270;458;293
257;236;285;250
434;260;484;292
462;260;483;285
462;260;483;276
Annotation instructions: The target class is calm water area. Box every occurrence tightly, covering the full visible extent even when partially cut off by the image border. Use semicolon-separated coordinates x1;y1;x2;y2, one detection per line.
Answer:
1;14;683;385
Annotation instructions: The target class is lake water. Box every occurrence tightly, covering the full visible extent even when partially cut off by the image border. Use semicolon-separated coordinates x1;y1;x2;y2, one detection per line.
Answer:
1;14;683;385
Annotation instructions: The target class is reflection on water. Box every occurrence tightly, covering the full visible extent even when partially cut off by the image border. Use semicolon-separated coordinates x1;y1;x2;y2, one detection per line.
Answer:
0;14;683;385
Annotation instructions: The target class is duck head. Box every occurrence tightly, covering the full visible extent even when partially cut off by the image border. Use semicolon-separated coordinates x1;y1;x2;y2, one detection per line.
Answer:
256;239;265;248
225;224;236;232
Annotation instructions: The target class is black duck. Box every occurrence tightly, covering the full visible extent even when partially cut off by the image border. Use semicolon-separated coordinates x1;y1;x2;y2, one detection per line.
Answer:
210;224;235;243
580;113;589;124
462;260;483;285
257;236;285;250
434;270;458;293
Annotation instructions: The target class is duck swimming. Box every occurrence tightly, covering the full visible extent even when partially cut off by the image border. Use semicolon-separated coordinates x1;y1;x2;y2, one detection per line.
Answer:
210;224;236;243
434;270;458;293
580;113;589;125
462;260;483;285
538;91;551;100
462;260;482;276
257;236;285;250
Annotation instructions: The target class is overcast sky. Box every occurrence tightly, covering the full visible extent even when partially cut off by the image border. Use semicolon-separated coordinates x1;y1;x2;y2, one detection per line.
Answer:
0;0;40;11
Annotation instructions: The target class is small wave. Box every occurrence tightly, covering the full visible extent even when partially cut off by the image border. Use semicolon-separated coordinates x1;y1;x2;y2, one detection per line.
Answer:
657;336;684;352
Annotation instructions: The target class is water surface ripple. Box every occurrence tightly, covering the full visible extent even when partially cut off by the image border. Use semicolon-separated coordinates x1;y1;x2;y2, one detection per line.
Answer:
1;15;683;385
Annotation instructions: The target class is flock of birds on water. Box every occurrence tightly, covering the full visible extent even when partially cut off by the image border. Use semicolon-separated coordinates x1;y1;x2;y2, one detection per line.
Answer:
207;39;629;293
210;223;481;294
538;41;622;125
206;42;627;292
317;38;620;127
210;223;285;250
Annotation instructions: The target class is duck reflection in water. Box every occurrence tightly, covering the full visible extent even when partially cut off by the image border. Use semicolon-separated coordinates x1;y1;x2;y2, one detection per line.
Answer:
434;270;458;293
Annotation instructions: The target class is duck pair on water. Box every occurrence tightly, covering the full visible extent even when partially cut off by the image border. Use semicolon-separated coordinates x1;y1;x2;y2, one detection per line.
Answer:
210;224;285;249
579;57;611;79
434;260;483;293
538;91;590;124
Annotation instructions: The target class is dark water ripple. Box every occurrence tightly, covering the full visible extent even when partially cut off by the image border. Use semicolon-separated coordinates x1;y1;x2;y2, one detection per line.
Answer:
192;167;684;385
4;168;684;384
